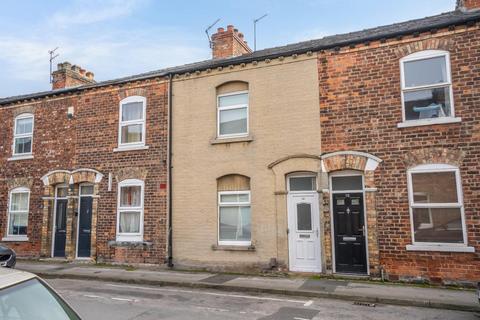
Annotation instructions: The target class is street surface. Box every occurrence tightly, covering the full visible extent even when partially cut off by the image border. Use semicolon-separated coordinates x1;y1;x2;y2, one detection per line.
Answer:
47;279;478;320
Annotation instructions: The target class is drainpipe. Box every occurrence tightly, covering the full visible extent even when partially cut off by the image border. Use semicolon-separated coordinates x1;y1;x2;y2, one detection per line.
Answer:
167;74;174;268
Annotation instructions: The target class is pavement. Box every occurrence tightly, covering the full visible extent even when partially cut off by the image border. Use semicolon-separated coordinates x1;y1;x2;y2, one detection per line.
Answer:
15;260;479;313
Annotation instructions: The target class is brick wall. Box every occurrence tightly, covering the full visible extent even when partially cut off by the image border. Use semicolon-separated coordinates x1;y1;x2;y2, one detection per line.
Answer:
0;80;168;264
211;25;252;59
318;26;480;284
0;98;77;256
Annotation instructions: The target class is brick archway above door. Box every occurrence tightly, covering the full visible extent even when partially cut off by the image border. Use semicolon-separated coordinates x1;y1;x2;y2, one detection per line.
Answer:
41;168;104;186
321;151;382;173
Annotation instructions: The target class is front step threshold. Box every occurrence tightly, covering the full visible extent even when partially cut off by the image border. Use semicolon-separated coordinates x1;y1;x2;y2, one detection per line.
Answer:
333;273;370;280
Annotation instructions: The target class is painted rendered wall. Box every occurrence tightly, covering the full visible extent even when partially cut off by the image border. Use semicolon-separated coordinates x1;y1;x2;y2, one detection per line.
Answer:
172;56;321;271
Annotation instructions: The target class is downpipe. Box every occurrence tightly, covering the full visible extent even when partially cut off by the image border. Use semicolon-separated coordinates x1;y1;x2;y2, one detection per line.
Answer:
167;74;174;268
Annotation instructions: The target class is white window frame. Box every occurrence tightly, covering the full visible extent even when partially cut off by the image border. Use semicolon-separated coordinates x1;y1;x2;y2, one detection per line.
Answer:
218;190;251;246
117;96;147;149
287;173;317;194
116;179;144;242
5;187;30;241
217;90;249;139
406;164;473;252
398;50;460;128
12;113;34;157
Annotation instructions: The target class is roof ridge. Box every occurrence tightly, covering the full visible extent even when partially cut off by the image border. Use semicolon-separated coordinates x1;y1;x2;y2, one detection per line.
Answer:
2;9;480;105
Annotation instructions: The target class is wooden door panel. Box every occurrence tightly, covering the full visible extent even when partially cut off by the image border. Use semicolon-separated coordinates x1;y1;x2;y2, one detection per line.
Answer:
333;192;367;274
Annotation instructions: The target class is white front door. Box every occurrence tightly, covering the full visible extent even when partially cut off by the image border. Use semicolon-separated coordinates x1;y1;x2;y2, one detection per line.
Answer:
287;192;321;272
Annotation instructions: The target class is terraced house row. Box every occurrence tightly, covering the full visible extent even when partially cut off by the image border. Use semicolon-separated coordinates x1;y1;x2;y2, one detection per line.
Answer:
1;0;479;286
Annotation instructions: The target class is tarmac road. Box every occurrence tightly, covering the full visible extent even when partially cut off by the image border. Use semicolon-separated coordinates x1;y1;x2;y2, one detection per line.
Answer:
47;278;478;320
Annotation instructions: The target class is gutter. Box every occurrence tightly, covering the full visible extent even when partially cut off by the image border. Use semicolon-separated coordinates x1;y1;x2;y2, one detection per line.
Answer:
167;74;174;268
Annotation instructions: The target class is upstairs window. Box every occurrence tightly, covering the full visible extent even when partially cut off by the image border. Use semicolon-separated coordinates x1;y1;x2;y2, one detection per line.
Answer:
116;179;144;242
13;114;34;156
400;50;454;122
7;187;30;237
407;164;466;246
216;81;249;138
217;92;249;138
118;96;146;148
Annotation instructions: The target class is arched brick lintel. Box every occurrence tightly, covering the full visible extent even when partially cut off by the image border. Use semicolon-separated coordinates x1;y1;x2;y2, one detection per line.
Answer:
118;88;148;100
394;38;454;59
41;168;103;186
321;151;382;173
404;147;465;169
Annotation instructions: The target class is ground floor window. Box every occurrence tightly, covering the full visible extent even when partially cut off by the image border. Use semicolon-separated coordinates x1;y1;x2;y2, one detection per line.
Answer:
407;164;466;245
217;174;251;246
7;187;30;237
218;191;251;245
117;179;144;242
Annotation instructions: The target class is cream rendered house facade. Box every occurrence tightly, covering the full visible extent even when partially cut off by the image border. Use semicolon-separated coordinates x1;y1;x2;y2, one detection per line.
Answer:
172;52;324;272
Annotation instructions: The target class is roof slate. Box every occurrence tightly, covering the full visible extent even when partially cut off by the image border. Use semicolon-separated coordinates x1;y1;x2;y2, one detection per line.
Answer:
1;9;480;105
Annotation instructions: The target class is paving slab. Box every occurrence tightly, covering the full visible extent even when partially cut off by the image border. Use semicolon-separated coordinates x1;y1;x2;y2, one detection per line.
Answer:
14;260;480;312
200;274;239;284
228;276;305;291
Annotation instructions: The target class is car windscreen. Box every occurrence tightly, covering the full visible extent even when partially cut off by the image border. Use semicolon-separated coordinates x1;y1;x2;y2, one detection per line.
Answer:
0;278;80;320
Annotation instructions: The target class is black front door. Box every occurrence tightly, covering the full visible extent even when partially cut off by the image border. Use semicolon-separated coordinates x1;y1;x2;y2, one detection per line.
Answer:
332;193;367;274
53;199;68;257
77;196;92;258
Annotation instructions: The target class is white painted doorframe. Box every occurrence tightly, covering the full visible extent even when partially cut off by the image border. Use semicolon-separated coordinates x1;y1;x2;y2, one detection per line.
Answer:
287;187;322;273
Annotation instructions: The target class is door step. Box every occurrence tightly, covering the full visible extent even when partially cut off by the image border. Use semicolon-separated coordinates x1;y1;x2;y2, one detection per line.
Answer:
333;273;370;280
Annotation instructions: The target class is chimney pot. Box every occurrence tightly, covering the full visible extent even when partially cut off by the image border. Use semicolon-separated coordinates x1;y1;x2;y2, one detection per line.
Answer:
210;24;252;59
58;62;71;70
51;61;96;90
456;0;480;11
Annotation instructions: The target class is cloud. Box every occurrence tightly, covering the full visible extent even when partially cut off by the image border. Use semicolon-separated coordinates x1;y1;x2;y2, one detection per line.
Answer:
0;0;210;97
0;37;52;82
0;27;209;95
50;0;147;28
0;1;227;97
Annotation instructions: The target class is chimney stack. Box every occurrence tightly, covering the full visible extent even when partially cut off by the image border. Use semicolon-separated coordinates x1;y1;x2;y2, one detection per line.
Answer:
211;25;252;59
52;61;96;90
456;0;480;11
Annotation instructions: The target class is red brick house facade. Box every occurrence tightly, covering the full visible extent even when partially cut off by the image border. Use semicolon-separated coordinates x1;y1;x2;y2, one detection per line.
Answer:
317;26;480;284
0;0;478;285
0;68;169;264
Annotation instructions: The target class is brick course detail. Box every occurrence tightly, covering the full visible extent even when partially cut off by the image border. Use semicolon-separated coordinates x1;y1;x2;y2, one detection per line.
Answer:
0;81;168;264
317;27;480;284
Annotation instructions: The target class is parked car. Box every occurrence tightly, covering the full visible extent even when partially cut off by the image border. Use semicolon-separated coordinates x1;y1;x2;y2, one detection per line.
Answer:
0;245;16;268
477;282;480;304
0;268;81;319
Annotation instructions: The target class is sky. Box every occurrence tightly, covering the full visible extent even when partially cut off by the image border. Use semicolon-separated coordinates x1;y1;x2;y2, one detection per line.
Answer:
0;0;455;98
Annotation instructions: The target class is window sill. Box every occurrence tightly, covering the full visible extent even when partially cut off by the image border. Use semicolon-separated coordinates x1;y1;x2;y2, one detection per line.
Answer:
210;135;254;145
406;244;475;253
7;154;34;161
108;240;152;248
397;117;461;128
1;236;29;242
212;244;255;251
113;145;149;152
